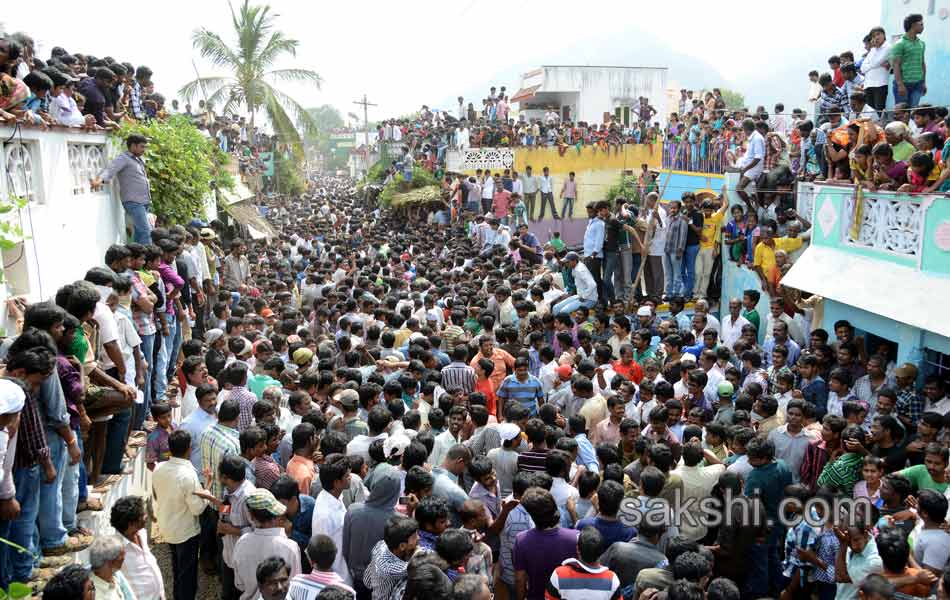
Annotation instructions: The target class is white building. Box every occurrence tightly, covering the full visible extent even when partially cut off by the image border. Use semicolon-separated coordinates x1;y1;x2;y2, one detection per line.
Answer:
511;65;668;127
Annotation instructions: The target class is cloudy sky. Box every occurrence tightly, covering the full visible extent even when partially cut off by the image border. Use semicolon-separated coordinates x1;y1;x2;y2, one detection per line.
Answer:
8;0;878;124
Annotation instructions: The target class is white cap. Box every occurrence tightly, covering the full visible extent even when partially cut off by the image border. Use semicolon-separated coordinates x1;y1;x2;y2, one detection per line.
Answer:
498;423;521;443
636;306;652;317
0;379;26;415
680;353;697;365
383;434;412;459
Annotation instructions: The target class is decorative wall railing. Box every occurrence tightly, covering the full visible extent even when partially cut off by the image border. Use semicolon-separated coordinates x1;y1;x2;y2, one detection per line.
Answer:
2;140;41;203
843;190;925;257
68;143;107;195
445;148;516;173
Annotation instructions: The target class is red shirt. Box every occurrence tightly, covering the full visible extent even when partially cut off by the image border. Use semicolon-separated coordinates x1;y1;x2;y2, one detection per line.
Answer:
475;378;498;416
612;360;644;384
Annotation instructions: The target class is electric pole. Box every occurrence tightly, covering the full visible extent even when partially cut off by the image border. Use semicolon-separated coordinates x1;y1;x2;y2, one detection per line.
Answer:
353;94;377;146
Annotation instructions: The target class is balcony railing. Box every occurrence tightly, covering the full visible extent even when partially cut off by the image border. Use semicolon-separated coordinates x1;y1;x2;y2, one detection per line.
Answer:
843;189;925;257
661;140;727;174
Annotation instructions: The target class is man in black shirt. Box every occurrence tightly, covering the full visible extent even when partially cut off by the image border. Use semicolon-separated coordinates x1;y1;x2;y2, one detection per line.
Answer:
681;193;704;299
602;211;624;304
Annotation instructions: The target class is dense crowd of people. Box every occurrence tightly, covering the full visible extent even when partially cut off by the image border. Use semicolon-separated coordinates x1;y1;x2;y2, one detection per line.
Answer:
0;161;946;600
0;10;949;600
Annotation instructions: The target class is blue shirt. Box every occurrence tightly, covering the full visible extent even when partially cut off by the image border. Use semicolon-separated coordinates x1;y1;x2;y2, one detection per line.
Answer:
583;217;606;257
574;433;600;474
496;374;545;417
576;516;637;547
290;494;315;549
763;338;801;368
744;459;793;520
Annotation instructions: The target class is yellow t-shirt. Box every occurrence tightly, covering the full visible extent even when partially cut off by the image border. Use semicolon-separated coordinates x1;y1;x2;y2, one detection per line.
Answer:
699;211;726;249
754;237;804;280
754;242;776;275
775;236;804;254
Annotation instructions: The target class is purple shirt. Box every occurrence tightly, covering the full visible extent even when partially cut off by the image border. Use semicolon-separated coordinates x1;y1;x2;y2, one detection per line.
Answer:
57;355;84;429
158;261;184;315
512;527;579;600
77;77;107;125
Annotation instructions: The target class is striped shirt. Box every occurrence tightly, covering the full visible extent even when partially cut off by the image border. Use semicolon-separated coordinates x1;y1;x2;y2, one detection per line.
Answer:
441;362;477;394
288;571;355;600
546;559;621;600
517;448;549;473
496;373;544;417
253;454;282;490
227;386;259;431
14;389;50;470
363;540;408;600
200;423;240;499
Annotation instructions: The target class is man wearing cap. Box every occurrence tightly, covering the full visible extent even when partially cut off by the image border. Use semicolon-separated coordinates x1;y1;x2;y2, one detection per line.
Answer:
713;382;736;425
0;378;26;507
552;252;598;315
233;489;301;600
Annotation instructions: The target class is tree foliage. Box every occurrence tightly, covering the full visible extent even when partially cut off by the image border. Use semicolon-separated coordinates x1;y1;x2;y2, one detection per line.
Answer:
717;88;746;110
180;0;322;154
273;151;305;196
305;105;344;136
115;115;232;224
606;174;640;206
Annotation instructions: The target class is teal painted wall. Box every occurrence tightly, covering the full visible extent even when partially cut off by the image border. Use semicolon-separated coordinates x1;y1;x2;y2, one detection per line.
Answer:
822;299;925;367
921;197;950;276
656;172;724;202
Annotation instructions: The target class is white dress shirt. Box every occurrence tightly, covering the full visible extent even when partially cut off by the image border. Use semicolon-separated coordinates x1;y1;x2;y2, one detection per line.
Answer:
312;491;351;585
233;528;302;600
719;314;750;349
860;42;891;88
539;175;554;194
152;457;208;544
120;529;166;600
429;429;461;466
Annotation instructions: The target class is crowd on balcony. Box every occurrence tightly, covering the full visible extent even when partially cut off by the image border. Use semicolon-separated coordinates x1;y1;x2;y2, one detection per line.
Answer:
1;12;950;600
0;32;276;190
664;14;950;187
376;91;661;164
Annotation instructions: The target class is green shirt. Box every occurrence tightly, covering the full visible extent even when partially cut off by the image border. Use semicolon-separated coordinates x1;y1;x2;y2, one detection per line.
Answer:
743;309;761;335
890;34;926;84
898;464;949;493
893;140;915;163
549;236;565;252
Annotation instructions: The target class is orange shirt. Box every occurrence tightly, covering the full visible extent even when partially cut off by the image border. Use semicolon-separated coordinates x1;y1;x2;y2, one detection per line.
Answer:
474;378;498;417
612;360;644;384
470;348;515;392
286;455;315;494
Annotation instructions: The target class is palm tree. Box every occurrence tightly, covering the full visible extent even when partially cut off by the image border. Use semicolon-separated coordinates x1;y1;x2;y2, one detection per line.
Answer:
180;0;322;150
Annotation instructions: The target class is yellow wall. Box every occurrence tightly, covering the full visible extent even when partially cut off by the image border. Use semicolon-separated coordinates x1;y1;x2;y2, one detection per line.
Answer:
463;144;661;213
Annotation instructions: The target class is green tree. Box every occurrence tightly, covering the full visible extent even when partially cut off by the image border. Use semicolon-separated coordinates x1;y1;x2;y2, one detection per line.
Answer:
180;0;322;152
305;104;344;136
717;88;746;110
273;151;305;195
115;115;232;223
